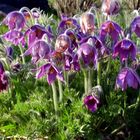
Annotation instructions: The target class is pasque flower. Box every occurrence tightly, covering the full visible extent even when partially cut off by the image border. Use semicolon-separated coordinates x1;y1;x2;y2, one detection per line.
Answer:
79;36;105;56
115;67;140;91
131;16;140;37
58;14;79;34
2;30;25;47
84;95;99;112
80;12;95;35
2;11;26;31
64;52;80;71
55;33;71;53
77;38;97;67
113;38;136;62
101;0;121;16
5;46;13;61
36;63;64;85
0;62;8;92
100;20;122;43
23;40;51;63
25;24;54;47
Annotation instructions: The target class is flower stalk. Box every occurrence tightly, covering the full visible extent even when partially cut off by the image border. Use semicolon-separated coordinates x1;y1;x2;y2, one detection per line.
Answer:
19;45;25;64
83;70;88;94
97;61;101;85
87;69;92;92
51;82;58;117
58;79;63;103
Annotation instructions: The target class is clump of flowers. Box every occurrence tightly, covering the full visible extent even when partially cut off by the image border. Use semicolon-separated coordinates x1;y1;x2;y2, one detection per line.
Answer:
0;0;140;117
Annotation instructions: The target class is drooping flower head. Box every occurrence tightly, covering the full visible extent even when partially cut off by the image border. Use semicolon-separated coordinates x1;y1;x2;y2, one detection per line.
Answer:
113;38;137;62
36;63;64;85
55;33;71;53
5;46;13;62
115;67;140;91
100;20;122;44
0;62;8;92
58;14;80;34
80;12;95;35
77;38;97;67
25;24;54;47
2;11;26;31
84;95;99;112
2;30;25;47
79;36;105;56
101;0;121;16
65;29;78;51
23;40;51;63
131;16;140;37
64;52;80;71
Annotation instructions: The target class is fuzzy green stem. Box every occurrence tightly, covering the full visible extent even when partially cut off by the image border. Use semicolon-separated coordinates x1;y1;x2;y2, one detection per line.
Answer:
51;82;58;117
64;71;69;89
88;69;92;92
83;70;88;94
19;45;25;64
106;56;111;85
97;61;101;85
58;80;63;103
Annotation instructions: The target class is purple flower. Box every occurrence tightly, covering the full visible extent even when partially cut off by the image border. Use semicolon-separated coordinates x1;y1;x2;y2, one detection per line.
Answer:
55;33;71;53
115;67;140;91
58;14;79;34
64;53;80;71
80;12;95;35
84;95;99;112
101;0;121;16
36;63;64;85
0;62;8;92
113;39;137;62
131;16;140;37
23;10;40;20
2;30;25;47
100;21;122;43
2;11;26;31
65;30;78;51
77;38;97;67
5;46;13;61
25;24;54;47
24;40;51;63
79;36;105;56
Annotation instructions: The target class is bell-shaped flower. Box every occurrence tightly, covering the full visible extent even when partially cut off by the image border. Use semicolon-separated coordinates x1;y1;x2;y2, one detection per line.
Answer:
2;30;25;47
65;29;78;51
80;12;95;35
79;36;105;56
77;38;97;67
100;20;122;43
23;40;51;63
58;14;80;34
84;95;99;112
5;46;13;62
0;62;8;92
36;63;64;85
25;24;54;47
2;11;26;31
55;33;71;53
64;52;80;71
115;67;140;91
101;0;121;16
131;16;140;37
113;38;136;62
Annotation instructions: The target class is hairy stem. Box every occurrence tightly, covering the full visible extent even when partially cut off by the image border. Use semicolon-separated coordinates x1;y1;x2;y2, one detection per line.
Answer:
97;61;101;85
58;80;63;103
51;82;58;117
83;70;88;94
